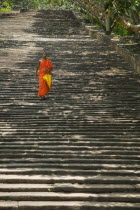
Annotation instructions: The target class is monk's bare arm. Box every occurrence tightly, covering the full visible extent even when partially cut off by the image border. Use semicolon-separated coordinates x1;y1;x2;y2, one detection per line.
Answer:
36;61;40;77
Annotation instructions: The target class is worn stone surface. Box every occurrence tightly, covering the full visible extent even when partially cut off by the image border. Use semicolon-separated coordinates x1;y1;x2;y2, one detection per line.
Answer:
0;10;140;209
72;11;140;74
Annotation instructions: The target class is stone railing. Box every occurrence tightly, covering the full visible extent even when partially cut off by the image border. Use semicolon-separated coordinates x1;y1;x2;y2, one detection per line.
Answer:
73;11;140;74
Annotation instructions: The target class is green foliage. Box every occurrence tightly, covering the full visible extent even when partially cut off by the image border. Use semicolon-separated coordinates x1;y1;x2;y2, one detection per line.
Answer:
5;0;73;10
40;0;74;9
83;12;133;37
0;0;74;10
18;0;40;9
113;24;134;36
82;13;102;29
70;0;140;34
0;1;12;13
0;7;11;13
104;0;140;17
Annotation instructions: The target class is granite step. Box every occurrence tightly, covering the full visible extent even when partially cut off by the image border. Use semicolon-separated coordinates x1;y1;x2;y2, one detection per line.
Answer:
0;183;137;193
0;9;140;209
1;191;140;202
1;201;140;210
0;175;140;185
0;168;140;176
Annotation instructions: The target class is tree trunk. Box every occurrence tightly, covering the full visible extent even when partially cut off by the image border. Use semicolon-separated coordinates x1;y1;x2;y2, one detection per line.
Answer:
105;13;111;35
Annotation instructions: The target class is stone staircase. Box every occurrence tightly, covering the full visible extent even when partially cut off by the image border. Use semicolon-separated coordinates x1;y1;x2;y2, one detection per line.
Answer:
0;10;140;210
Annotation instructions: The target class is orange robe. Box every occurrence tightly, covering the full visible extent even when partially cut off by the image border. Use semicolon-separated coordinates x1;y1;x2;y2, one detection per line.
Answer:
38;59;53;97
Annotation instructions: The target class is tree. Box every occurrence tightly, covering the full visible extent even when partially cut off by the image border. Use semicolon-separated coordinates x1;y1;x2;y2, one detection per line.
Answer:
1;0;140;35
104;0;140;33
67;0;140;34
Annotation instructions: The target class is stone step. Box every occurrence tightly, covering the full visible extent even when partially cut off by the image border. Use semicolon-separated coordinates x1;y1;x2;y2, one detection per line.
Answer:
0;119;138;123
1;142;140;147
1;201;140;210
1;88;131;91
0;146;139;151
1;139;140;143
0;92;138;96
0;161;139;168
0;154;140;160
0;127;139;132
0;168;140;176
0;130;139;135
0;92;139;96
0;183;137;193
0;120;135;125
0;134;139;138
0;175;140;185
1;191;140;202
0;135;139;139
0;99;139;103
0;120;139;125
1;155;140;161
0;149;139;156
1;8;140;209
1;87;139;91
0;158;140;165
1;161;140;168
0;135;139;140
1;127;139;131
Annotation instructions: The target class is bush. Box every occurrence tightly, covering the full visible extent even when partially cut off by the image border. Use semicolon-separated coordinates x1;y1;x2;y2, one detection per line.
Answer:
113;24;134;36
0;1;12;13
19;0;40;9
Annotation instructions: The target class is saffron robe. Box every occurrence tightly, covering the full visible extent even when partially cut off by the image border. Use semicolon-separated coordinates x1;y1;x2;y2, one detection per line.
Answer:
38;59;53;97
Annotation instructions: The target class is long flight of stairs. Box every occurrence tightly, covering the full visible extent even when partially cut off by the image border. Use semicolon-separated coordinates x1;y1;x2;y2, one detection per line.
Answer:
0;10;140;209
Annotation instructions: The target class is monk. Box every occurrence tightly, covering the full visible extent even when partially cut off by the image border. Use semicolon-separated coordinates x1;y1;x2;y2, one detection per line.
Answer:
36;51;53;100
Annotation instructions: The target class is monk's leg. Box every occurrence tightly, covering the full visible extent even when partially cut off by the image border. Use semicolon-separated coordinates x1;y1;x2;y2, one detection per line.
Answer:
38;76;50;97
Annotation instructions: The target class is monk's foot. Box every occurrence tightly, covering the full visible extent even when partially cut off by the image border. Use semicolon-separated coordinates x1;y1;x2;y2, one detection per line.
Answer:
40;96;46;100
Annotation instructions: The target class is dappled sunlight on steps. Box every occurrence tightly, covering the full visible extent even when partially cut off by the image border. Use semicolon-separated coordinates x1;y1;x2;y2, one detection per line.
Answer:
0;10;140;210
